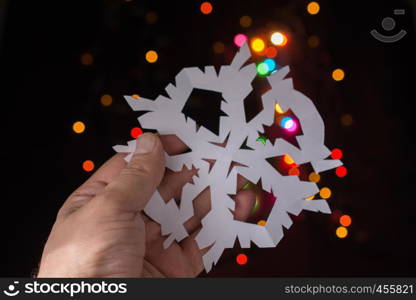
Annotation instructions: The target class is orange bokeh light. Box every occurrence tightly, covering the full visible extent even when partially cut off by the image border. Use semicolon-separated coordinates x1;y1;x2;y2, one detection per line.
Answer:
200;2;213;15
82;160;95;172
340;215;352;227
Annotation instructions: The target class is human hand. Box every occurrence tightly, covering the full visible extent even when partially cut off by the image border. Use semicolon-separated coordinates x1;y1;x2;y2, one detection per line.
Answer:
38;133;255;277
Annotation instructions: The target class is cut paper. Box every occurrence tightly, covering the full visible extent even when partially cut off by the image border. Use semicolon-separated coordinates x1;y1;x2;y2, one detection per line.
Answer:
113;43;342;272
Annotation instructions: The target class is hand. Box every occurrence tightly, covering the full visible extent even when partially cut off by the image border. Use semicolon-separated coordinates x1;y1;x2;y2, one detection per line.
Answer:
38;133;255;277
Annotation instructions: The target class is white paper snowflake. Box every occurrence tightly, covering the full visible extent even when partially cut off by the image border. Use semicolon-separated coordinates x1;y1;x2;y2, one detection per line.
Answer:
113;43;342;272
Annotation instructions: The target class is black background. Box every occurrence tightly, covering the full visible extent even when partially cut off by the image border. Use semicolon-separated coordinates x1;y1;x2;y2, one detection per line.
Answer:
1;0;415;277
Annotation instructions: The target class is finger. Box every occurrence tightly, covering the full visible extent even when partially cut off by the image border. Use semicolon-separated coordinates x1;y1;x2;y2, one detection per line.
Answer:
98;133;165;213
179;228;210;276
159;134;188;155
158;167;197;202
233;189;256;221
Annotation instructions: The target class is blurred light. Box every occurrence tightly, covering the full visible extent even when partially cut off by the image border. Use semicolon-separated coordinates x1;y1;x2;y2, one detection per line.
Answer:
340;215;352;227
308;172;320;183
251;38;265;52
336;166;347;177
265;47;277;58
288;167;300;176
145;50;158;63
236;254;248;265
341;114;353;126
132;94;140;99
336;226;348;238
305;195;314;200
80;53;93;66
307;1;320;15
257;220;266;226
240;15;252;28
307;35;320;48
280;117;297;132
213;41;225;54
256;136;267;145
252;197;260;212
271;32;287;46
200;2;213;15
131;127;143;139
283;154;295;165
332;68;345;81
275;103;284;114
82;160;94;172
319;187;331;199
257;62;269;75
264;58;276;72
145;11;158;24
234;33;248;47
242;182;251;190
100;94;112;106
72;121;85;134
331;148;343;160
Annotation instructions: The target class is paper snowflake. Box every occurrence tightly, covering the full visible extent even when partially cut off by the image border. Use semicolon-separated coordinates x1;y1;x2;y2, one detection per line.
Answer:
114;43;342;272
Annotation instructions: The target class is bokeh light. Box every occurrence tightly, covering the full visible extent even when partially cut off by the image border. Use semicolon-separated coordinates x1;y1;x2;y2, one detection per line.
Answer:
239;15;252;28
132;94;140;99
236;253;248;265
264;58;276;72
308;172;320;183
307;35;320;48
131;127;143;139
200;2;213;15
145;11;158;24
234;33;248;47
271;32;287;46
100;94;112;106
257;62;269;75
320;187;331;199
265;47;277;58
257;220;266;226
213;41;225;54
340;215;352;227
80;53;93;66
305;195;314;200
288;167;300;176
336;226;348;238
341;114;353;126
275;103;284;114
331;148;343;160
251;38;265;52
332;68;345;81
145;50;158;63
72;121;85;134
336;166;347;177
82;160;95;172
280;117;297;132
307;2;320;15
283;154;295;165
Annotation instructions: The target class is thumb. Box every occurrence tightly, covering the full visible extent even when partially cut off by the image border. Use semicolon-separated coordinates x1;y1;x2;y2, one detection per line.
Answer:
100;133;165;213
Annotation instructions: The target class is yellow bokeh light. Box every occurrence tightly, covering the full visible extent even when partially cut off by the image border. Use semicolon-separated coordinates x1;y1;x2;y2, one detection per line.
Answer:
72;121;85;134
283;154;295;165
80;53;93;66
257;220;266;226
320;187;331;199
251;38;265;52
275;103;284;114
145;50;158;63
271;32;287;46
240;15;252;28
213;41;225;54
305;195;314;200
307;35;320;48
308;172;320;183
336;226;348;238
132;94;140;99
100;94;112;106
307;2;320;15
332;68;345;81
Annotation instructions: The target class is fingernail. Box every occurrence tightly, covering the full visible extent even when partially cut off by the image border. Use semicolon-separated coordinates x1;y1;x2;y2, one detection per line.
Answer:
135;134;157;154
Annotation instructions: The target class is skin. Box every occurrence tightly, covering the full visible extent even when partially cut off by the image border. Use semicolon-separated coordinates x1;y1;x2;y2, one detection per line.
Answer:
38;133;255;277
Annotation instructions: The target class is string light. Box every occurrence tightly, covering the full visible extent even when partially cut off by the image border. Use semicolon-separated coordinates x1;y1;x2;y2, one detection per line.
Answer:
280;117;297;132
339;215;352;227
288;167;300;176
72;121;85;134
307;2;320;15
283;154;295;165
308;172;320;183
331;148;343;160
236;254;248;265
131;127;143;139
213;41;225;54
200;2;213;15
336;226;348;238
257;62;269;75
319;187;331;199
234;33;248;47
145;50;158;63
240;15;252;28
80;53;93;66
336;166;347;177
132;94;140;99
257;220;266;226
332;68;345;81
265;47;277;58
264;58;276;72
271;32;287;46
100;94;112;106
82;160;95;172
251;38;265;52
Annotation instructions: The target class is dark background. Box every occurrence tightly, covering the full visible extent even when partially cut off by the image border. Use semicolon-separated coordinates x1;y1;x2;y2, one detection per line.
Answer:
1;0;415;277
